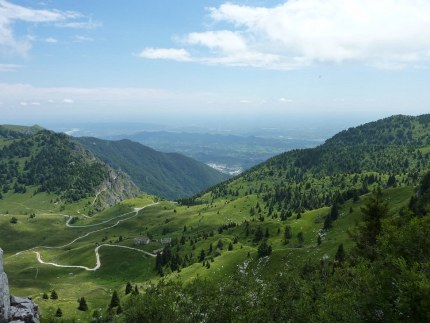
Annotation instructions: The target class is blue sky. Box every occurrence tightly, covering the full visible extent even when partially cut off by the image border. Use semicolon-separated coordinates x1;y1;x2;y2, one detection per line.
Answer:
1;0;430;127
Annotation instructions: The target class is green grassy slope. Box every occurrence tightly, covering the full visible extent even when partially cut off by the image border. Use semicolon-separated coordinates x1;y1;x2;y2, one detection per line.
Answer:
75;137;230;200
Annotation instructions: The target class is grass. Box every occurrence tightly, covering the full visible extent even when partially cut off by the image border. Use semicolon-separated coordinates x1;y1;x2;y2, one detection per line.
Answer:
1;185;416;321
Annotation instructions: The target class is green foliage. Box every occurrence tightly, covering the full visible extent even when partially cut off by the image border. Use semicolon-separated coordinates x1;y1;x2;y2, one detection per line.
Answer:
354;188;388;260
257;239;272;258
409;171;430;216
123;172;430;322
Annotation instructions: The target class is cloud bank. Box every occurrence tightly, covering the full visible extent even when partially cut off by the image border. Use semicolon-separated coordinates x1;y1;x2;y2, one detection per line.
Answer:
138;0;430;69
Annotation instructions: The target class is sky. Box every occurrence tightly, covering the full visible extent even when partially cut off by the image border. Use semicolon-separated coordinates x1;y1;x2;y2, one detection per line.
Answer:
0;0;430;130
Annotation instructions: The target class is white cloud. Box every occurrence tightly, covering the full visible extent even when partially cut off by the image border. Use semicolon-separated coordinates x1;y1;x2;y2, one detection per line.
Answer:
0;1;100;56
138;0;430;69
45;37;57;43
63;98;74;104
185;30;247;53
137;48;192;62
57;19;102;29
73;35;94;42
0;0;79;55
0;63;22;72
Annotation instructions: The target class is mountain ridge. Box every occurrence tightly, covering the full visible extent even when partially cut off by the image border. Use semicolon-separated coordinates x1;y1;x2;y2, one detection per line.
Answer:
75;136;230;200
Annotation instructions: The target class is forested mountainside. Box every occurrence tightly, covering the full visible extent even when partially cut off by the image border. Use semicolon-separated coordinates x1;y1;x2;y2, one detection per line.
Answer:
120;114;430;322
75;137;229;200
0;127;138;211
183;115;430;212
125;172;430;322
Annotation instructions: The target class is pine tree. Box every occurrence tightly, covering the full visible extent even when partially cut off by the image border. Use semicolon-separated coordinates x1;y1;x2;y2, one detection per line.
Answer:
335;243;346;263
199;249;206;262
50;290;58;300
78;297;88;311
125;282;133;295
257;239;272;258
228;242;233;251
109;290;120;308
55;308;62;317
42;292;48;300
132;285;139;295
355;188;388;260
254;226;263;241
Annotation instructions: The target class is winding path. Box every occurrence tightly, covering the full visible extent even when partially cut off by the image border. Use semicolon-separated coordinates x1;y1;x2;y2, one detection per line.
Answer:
34;244;155;271
15;202;160;271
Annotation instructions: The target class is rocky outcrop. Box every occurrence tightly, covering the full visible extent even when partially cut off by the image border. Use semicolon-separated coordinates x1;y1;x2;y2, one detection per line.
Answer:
0;249;10;323
94;168;140;211
0;248;39;323
9;297;39;323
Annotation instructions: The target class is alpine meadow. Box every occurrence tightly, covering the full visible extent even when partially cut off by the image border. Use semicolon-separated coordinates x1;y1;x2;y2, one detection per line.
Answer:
1;1;430;323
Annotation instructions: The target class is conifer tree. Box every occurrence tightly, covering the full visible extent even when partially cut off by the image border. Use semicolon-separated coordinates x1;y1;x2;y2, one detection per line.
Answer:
335;243;346;263
355;188;388;260
109;290;120;308
125;282;133;295
50;290;58;300
78;297;88;311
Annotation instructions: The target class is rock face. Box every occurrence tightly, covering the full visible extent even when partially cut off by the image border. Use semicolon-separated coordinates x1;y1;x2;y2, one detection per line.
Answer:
9;297;39;323
0;249;10;323
0;248;39;323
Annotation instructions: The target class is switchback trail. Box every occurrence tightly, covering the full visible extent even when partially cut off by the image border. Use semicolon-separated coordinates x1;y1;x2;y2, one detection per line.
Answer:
34;244;155;271
14;202;160;271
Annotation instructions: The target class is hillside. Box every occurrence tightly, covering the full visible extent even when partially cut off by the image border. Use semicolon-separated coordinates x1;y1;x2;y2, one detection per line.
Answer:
1;114;430;321
75;137;230;200
0;127;139;215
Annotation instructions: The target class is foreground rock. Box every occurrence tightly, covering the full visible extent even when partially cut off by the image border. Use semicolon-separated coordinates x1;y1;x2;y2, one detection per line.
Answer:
0;248;39;323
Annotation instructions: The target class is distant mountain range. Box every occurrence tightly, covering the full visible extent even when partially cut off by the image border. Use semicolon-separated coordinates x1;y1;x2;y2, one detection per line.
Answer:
105;131;323;173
